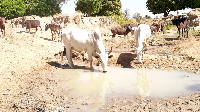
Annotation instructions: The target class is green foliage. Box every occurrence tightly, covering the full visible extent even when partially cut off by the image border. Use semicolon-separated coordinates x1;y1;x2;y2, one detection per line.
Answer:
123;8;130;18
146;0;172;17
75;0;103;17
163;21;174;34
114;14;134;27
57;0;70;4
132;12;142;23
26;0;61;17
146;0;200;17
0;0;61;18
75;0;122;17
144;15;151;19
0;0;26;19
98;0;122;16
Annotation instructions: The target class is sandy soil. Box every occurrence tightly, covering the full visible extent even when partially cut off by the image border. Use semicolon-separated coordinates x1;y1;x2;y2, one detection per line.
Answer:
0;16;200;111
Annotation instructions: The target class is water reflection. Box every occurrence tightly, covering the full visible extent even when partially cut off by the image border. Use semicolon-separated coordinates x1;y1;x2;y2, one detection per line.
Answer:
133;68;151;97
57;67;200;99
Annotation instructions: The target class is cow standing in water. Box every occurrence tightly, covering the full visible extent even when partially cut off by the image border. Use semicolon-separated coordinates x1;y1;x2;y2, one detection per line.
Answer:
61;27;111;72
133;24;151;63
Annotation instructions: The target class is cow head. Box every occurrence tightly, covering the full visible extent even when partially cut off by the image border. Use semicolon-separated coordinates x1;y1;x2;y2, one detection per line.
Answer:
45;24;49;31
93;28;113;72
124;25;132;35
94;47;113;73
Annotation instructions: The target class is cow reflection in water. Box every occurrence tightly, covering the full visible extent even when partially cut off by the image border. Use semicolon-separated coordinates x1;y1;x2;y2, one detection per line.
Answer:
133;68;151;97
74;70;113;106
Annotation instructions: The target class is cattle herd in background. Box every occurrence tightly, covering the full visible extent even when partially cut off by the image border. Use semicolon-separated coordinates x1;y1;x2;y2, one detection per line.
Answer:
0;10;199;72
0;12;198;39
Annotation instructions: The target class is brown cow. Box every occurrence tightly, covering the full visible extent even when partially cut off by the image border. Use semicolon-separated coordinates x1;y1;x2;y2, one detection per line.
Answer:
25;20;42;32
111;25;133;37
0;18;5;37
45;23;61;41
124;23;138;35
11;18;19;28
150;22;160;33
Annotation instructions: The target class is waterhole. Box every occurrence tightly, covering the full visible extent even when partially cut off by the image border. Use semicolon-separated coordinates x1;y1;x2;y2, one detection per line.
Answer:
56;67;200;111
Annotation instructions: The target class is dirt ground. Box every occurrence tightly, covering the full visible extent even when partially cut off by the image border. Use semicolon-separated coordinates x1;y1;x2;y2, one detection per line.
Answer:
0;16;200;112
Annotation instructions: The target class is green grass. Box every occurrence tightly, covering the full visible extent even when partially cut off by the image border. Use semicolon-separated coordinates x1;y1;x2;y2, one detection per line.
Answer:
163;21;175;34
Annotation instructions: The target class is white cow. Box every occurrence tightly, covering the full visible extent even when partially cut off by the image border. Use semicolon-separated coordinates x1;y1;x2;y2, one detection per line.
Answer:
133;24;151;63
61;27;109;72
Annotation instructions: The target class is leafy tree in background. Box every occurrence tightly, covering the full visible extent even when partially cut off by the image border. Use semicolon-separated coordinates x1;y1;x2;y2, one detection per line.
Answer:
0;0;26;19
123;8;130;18
146;0;200;17
26;0;61;17
75;0;122;17
184;0;200;9
98;0;122;16
57;0;70;4
146;0;173;17
0;0;61;18
75;0;103;17
144;15;151;19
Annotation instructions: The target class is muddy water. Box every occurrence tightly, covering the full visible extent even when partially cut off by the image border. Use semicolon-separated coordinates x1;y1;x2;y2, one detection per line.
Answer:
56;67;200;111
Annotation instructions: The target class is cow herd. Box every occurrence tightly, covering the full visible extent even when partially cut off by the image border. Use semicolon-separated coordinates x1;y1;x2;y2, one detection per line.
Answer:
0;15;192;72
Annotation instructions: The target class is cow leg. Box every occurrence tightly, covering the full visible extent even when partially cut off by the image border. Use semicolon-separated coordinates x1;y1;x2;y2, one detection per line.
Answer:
51;31;54;40
112;33;115;38
56;30;60;42
182;28;184;37
65;46;74;68
40;26;42;31
87;51;93;69
178;27;180;38
53;31;56;41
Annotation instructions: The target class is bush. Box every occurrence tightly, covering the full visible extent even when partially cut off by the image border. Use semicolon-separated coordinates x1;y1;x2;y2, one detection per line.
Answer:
113;14;136;27
163;21;175;34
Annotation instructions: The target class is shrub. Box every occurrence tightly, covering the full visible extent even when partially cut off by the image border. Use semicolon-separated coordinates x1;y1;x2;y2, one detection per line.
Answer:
113;14;136;27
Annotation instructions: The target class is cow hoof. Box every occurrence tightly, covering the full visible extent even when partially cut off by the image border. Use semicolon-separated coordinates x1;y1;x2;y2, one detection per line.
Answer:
103;70;107;73
135;62;142;64
69;65;74;68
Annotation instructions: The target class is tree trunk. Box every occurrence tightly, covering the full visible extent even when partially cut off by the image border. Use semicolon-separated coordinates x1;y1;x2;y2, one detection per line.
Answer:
164;11;168;17
88;8;91;17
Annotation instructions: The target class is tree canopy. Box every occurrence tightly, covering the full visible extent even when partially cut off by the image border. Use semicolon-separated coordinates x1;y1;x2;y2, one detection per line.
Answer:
0;0;62;19
98;0;122;16
75;0;103;17
26;0;61;17
75;0;122;17
0;0;26;19
146;0;200;17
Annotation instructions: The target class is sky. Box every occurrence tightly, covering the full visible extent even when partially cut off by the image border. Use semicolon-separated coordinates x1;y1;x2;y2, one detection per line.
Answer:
61;0;193;18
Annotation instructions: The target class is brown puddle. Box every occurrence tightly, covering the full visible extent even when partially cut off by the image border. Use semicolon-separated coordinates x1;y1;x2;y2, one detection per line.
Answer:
55;67;200;111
